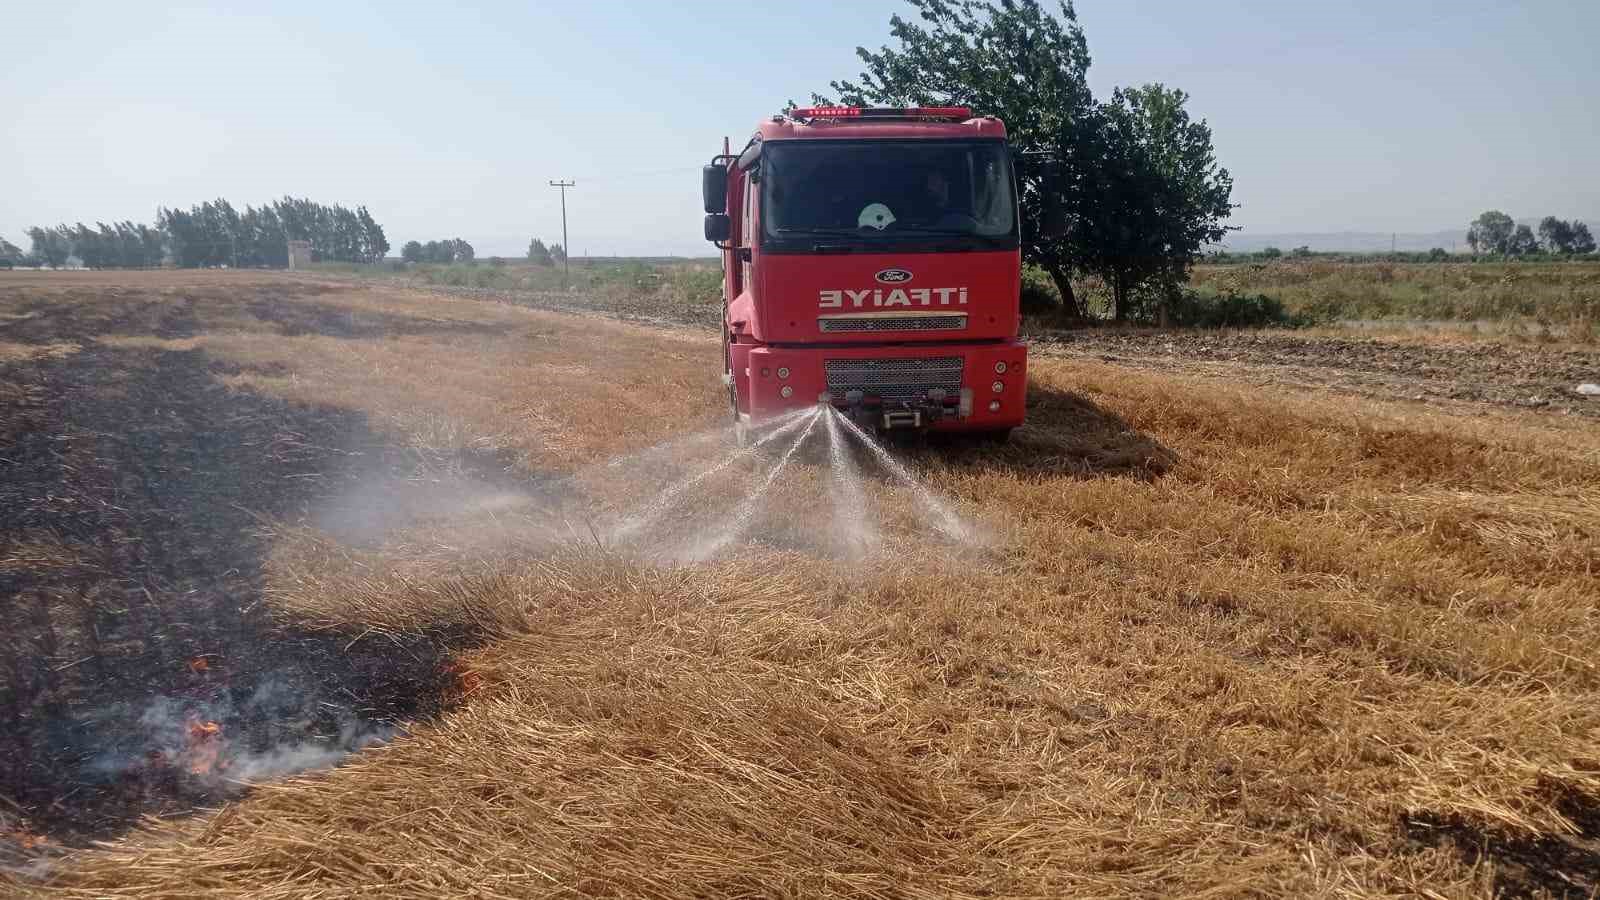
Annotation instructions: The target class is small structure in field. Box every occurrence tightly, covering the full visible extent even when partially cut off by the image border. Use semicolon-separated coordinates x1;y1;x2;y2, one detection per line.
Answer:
286;241;313;270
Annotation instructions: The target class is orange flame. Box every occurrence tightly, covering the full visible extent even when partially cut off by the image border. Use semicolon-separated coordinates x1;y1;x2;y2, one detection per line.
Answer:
184;717;225;776
3;829;53;851
443;660;483;695
188;656;210;674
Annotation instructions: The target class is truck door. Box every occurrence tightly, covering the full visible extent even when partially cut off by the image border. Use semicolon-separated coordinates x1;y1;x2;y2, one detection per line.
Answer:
724;167;760;417
740;169;755;295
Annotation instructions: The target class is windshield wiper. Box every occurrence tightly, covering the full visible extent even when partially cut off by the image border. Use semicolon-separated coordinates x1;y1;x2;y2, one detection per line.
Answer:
775;226;869;235
893;228;1011;247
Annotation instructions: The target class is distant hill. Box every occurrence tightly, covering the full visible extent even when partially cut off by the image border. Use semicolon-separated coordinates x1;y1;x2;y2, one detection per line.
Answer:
1219;218;1600;254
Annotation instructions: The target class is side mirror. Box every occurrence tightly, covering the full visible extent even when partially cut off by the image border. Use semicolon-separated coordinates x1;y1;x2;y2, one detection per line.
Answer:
1041;161;1068;238
702;164;728;214
704;213;731;243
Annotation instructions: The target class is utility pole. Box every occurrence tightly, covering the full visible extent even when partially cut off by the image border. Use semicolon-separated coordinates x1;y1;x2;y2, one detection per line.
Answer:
548;179;574;286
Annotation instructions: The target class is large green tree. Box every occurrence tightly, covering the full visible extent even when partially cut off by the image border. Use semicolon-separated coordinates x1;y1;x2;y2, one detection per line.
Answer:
1537;216;1574;254
1507;223;1538;257
1072;85;1234;321
1572;221;1597;255
821;0;1094;312
819;0;1232;320
1466;210;1514;255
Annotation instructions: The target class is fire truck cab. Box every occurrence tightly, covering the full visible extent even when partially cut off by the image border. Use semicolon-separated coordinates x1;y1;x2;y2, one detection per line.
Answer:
703;106;1030;439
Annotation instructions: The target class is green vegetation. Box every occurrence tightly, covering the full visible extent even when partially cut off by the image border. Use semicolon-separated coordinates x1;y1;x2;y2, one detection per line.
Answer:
1191;260;1600;333
1018;257;1600;334
1021;264;1300;328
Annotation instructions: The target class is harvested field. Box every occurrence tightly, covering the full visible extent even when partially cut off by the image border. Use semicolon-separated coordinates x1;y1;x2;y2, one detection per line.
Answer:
3;269;1599;898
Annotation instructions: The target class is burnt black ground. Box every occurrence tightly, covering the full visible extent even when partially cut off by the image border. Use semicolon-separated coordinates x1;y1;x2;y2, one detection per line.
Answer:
0;289;508;846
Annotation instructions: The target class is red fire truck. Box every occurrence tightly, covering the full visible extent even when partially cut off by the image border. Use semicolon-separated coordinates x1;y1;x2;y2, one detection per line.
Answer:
704;106;1039;440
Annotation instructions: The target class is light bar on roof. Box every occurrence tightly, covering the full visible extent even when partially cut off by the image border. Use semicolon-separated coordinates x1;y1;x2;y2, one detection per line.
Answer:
789;106;861;119
786;106;973;120
897;106;972;118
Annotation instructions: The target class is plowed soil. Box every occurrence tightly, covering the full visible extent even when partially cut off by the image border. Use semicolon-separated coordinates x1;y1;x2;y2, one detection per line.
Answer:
1032;329;1600;418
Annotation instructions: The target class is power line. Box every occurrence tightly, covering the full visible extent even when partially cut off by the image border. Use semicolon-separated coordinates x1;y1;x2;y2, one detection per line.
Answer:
548;180;575;285
560;164;697;184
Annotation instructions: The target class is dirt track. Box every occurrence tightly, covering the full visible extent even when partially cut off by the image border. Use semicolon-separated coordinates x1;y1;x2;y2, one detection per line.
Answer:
376;274;1600;418
1032;329;1600;418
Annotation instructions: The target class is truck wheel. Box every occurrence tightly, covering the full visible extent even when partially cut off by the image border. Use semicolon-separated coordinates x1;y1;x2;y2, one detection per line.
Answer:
727;377;753;447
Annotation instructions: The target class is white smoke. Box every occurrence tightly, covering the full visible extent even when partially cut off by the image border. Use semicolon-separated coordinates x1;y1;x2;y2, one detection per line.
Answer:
84;676;399;788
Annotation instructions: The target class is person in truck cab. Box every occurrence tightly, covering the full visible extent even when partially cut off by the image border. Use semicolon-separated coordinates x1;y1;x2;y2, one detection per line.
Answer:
917;167;981;232
922;170;953;213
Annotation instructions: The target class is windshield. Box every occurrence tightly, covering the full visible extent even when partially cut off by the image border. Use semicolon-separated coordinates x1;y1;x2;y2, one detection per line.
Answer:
761;140;1017;251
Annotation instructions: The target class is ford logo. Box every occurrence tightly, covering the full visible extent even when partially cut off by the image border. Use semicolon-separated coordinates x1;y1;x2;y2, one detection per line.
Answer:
874;268;913;284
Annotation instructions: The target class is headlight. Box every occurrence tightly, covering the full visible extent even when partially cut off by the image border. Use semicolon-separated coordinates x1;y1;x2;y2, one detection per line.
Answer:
991;380;1004;394
780;386;794;399
994;361;1008;374
776;366;790;379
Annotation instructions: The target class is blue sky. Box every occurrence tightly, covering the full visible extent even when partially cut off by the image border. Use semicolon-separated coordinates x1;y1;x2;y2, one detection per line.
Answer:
3;0;1596;257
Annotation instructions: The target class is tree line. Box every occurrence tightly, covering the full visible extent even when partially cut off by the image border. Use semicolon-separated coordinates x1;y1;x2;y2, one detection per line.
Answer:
20;223;165;269
1467;211;1596;257
12;197;388;269
816;0;1234;322
525;238;566;266
400;239;476;264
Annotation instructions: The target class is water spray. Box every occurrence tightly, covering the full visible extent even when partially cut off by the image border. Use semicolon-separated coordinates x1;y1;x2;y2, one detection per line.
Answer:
821;407;877;557
831;411;972;541
609;407;814;542
598;401;979;562
682;408;823;560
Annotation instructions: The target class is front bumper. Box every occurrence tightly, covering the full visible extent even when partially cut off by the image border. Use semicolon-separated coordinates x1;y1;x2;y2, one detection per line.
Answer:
744;340;1027;431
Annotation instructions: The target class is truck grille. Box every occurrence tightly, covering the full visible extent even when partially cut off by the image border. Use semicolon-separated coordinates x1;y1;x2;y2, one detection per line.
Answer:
818;314;966;333
824;356;963;402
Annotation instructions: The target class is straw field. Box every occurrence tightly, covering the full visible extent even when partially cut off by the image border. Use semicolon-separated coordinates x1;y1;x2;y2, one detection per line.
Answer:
2;269;1597;898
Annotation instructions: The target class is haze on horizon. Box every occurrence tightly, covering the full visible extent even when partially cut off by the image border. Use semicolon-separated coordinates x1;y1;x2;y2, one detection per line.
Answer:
3;0;1596;258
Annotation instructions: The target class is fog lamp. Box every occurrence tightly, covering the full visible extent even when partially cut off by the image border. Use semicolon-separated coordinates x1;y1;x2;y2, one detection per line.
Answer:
780;386;794;399
991;380;1004;394
988;400;1001;412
